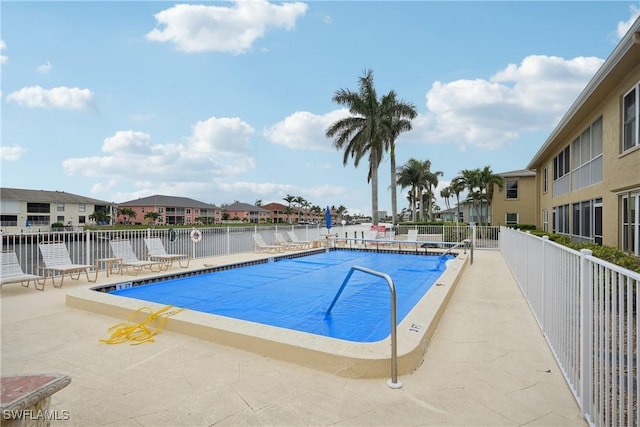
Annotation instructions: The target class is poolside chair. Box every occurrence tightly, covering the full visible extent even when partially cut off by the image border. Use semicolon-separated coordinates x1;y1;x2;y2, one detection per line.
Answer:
273;232;305;250
144;237;190;268
252;234;284;253
1;250;45;291
286;230;312;249
110;239;166;275
38;242;95;287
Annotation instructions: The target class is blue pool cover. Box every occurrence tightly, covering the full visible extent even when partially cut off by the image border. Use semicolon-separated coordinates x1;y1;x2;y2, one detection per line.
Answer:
110;250;451;343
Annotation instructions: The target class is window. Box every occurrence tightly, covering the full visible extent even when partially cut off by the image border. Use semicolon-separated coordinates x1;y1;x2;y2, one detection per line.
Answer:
553;146;570;180
553;204;570;234
571;198;602;244
26;203;50;213
543;167;548;193
78;216;86;224
505;213;518;225
0;215;18;226
57;216;65;223
57;203;65;212
78;204;86;213
623;83;639;152
505;180;518;199
542;209;548;232
621;192;639;256
571;117;603;190
552;146;571;197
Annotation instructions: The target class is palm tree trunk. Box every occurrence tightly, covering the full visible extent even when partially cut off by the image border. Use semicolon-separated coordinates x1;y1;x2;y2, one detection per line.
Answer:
390;145;398;225
371;164;379;225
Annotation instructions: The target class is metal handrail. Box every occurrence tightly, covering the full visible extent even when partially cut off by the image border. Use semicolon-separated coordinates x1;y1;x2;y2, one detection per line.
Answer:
325;265;402;389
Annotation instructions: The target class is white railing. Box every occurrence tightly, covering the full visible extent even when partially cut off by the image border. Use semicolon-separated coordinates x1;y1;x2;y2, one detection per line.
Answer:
1;225;325;276
500;226;639;427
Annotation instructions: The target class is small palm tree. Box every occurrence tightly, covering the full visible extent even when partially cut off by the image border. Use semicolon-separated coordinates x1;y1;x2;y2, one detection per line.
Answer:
283;194;295;223
144;211;161;226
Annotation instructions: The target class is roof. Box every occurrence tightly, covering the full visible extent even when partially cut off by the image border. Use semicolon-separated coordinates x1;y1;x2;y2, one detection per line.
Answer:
118;195;216;209
224;202;270;212
261;202;288;211
498;169;536;178
527;16;640;169
0;187;111;205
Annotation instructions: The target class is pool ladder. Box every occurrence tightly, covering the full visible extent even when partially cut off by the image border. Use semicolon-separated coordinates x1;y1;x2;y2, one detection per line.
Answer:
326;265;402;389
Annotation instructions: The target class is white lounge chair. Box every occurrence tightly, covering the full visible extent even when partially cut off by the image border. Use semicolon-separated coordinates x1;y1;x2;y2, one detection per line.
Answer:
1;250;45;291
286;230;312;249
252;234;284;253
110;239;165;275
406;229;419;242
38;242;95;287
274;232;305;250
144;237;190;268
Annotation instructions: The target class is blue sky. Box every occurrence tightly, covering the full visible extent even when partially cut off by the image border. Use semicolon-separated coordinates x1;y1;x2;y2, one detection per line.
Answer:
2;1;639;216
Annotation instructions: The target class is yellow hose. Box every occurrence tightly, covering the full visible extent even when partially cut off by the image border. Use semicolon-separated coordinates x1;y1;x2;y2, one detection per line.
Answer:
100;305;183;345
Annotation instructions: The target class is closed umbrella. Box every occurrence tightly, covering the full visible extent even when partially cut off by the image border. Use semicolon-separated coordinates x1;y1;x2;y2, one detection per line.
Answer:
325;206;332;231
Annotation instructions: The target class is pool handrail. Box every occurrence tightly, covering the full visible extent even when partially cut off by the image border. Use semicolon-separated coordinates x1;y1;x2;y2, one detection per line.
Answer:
325;265;402;389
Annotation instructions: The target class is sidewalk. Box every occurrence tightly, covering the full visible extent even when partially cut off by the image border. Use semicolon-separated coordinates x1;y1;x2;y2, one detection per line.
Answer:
0;250;586;426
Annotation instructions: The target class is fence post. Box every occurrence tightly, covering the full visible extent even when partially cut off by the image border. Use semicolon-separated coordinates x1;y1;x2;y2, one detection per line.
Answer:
579;248;593;420
541;235;549;331
472;225;477;249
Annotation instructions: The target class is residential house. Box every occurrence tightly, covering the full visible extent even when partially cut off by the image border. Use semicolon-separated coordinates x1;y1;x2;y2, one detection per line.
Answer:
527;18;640;254
223;202;271;223
117;195;221;225
0;187;113;232
490;169;537;227
261;202;289;223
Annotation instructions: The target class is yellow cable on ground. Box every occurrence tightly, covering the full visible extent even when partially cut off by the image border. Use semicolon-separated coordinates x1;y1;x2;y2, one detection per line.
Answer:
100;305;184;345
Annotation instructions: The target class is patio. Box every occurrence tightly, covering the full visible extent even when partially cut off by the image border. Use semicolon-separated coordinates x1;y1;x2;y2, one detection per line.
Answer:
0;250;586;426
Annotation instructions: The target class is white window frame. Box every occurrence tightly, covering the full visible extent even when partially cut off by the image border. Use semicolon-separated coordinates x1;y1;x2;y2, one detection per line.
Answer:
622;82;639;152
505;212;519;226
505;179;518;200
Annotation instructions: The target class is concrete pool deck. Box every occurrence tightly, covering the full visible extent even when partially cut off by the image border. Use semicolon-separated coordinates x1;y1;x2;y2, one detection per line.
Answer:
0;250;587;426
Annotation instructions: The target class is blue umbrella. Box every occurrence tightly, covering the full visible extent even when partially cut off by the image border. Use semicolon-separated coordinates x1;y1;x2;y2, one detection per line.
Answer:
325;206;332;230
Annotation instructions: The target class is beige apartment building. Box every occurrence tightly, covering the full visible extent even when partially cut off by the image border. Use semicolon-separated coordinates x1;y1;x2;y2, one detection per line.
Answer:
527;17;640;255
490;169;537;227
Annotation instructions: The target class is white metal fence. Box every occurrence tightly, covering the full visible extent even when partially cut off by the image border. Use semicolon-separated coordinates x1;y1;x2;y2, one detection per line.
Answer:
2;224;500;276
500;226;639;427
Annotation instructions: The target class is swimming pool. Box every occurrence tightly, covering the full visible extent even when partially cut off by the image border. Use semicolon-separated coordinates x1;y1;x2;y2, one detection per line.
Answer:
108;250;451;343
67;248;469;378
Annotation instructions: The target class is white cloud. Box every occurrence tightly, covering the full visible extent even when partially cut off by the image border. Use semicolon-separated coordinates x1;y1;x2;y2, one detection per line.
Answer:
264;109;347;151
0;145;25;161
410;54;604;150
37;60;52;74
0;39;7;64
616;5;640;39
63;116;257;187
145;0;308;54
6;86;95;111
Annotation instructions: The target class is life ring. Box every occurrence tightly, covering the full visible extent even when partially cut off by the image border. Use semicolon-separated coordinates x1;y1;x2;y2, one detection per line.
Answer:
168;228;177;242
190;229;202;243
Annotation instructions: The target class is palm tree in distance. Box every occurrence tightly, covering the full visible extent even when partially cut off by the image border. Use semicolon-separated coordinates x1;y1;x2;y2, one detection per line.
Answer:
397;158;423;222
449;176;466;224
478;166;505;226
326;69;386;225
283;194;295;224
380;91;417;225
420;160;443;221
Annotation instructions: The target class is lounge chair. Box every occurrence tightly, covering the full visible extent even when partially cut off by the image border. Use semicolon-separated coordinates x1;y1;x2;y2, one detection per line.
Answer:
252;234;284;253
38;242;95;287
110;239;165;275
144;237;190;268
286;230;312;249
1;250;45;291
274;232;305;250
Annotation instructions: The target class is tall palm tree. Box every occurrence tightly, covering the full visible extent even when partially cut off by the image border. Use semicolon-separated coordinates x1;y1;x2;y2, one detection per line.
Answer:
380;91;417;225
478;166;505;226
326;69;387;225
440;187;452;211
294;195;306;223
397;158;423;222
459;169;482;224
449;176;466;224
420;160;443;222
283;194;295;224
